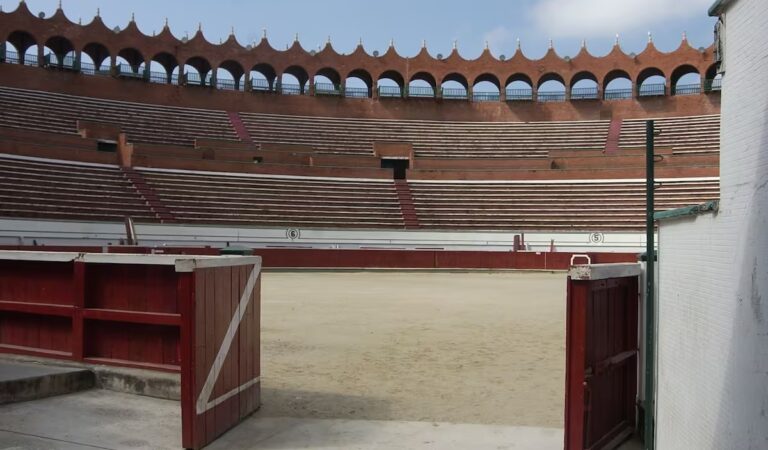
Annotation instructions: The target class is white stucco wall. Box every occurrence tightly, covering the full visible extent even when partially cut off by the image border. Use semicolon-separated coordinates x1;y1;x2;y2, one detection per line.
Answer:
656;0;768;448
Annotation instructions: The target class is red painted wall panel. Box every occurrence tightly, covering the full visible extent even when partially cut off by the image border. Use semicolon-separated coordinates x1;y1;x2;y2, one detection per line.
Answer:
84;264;179;313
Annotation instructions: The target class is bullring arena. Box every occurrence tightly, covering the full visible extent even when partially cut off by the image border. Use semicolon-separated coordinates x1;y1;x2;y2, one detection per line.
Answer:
0;0;755;449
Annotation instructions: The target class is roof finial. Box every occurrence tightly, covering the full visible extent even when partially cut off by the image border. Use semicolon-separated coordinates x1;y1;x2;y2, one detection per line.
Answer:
648;31;653;43
389;38;394;48
230;26;235;36
57;0;62;10
294;32;299;42
198;22;202;32
452;40;457;50
96;7;100;17
422;39;427;49
615;33;620;46
358;37;363;47
262;28;267;39
581;39;586;49
682;30;687;41
131;12;135;22
78;17;82;25
548;38;553;50
327;35;331;45
516;37;521;50
484;40;489;50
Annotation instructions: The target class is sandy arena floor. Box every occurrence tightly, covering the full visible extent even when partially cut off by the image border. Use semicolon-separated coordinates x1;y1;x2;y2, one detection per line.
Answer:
257;271;566;428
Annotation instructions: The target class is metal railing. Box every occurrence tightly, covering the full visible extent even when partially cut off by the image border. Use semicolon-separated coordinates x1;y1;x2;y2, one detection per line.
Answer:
116;63;145;79
280;83;302;95
604;88;633;100
23;53;38;66
406;86;435;98
505;88;534;101
378;85;403;98
314;82;342;96
537;91;566;102
441;88;468;100
571;87;598;100
703;78;722;92
216;78;239;91
251;78;272;92
185;72;204;86
638;83;666;97
345;86;369;98
3;50;20;64
673;83;701;96
472;91;500;102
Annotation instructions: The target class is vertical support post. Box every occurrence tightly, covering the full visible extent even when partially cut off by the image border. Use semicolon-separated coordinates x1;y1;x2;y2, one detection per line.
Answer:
644;119;655;450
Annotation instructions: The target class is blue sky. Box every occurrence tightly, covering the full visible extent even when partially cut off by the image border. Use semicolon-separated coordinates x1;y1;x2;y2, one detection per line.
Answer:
2;0;717;60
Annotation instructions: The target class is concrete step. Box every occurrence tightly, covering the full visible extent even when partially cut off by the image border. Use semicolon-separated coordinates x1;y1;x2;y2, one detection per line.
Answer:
0;360;95;405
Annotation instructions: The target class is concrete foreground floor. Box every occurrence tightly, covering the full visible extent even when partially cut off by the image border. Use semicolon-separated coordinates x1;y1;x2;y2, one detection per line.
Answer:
0;390;563;450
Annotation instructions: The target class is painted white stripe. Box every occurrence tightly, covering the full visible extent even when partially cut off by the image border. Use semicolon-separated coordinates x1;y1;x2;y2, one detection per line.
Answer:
196;264;261;415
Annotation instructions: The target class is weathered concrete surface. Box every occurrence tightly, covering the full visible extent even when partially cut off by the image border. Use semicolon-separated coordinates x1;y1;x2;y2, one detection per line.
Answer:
208;417;563;450
0;361;94;405
0;389;180;449
0;355;180;400
0;389;563;450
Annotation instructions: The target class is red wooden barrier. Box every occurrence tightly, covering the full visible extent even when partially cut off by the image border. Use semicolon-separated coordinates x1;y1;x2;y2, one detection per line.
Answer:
0;251;262;449
0;246;637;270
565;263;641;450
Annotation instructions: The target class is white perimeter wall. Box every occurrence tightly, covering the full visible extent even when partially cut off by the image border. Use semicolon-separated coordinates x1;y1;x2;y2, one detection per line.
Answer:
0;218;647;253
656;0;768;448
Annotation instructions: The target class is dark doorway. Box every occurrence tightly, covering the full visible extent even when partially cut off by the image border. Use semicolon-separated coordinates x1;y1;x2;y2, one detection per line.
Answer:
381;158;409;180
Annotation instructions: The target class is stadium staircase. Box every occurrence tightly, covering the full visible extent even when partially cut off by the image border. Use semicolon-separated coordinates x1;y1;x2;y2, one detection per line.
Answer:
227;111;254;145
121;167;175;223
604;118;623;154
395;180;420;229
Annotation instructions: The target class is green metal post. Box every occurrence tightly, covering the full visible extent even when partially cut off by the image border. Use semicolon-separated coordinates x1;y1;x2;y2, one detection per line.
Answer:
644;119;655;450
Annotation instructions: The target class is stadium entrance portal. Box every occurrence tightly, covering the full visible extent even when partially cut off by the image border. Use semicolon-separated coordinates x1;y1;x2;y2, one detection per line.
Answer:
381;158;409;180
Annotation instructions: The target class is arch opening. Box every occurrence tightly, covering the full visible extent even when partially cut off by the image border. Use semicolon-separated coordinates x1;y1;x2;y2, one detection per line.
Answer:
377;70;404;98
570;72;599;100
41;36;76;69
184;57;213;87
537;73;566;102
472;74;500;102
441;73;468;100
82;42;110;74
603;70;633;100
671;65;701;95
637;68;666;97
149;52;178;84
314;68;342;96
704;64;722;92
345;69;372;98
505;74;534;101
248;63;277;92
408;72;436;98
281;66;309;95
216;60;245;91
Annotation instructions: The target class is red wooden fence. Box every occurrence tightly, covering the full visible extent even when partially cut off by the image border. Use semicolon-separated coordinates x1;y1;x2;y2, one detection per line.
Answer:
0;245;638;270
0;251;262;450
565;263;641;450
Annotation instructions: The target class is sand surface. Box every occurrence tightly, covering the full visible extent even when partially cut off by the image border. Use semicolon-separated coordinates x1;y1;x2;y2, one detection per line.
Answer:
257;271;566;428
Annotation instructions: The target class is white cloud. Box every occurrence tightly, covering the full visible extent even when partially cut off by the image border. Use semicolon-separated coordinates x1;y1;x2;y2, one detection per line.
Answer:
483;26;515;55
530;0;712;38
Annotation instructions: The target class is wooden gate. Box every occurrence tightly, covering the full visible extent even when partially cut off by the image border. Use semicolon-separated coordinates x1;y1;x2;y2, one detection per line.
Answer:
565;261;641;450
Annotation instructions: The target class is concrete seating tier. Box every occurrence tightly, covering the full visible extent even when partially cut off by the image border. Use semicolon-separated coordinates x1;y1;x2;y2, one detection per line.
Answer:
619;115;720;154
0;86;238;147
0;155;156;222
138;169;405;228
239;112;610;158
409;179;720;231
